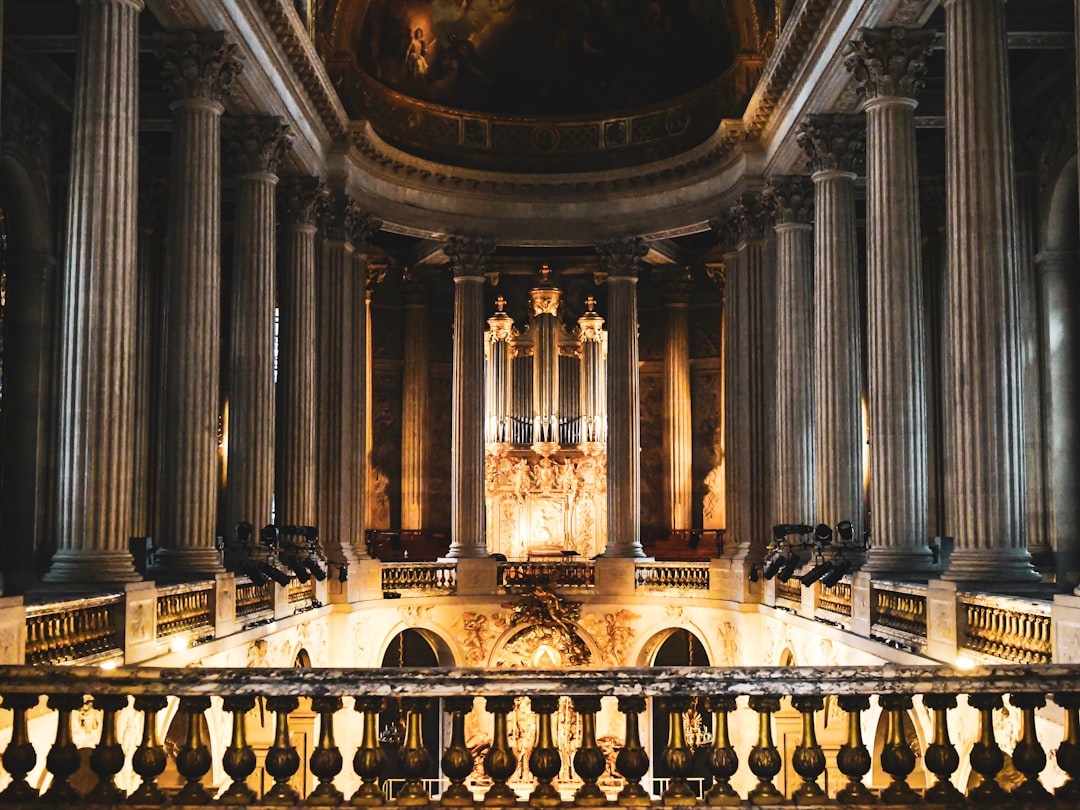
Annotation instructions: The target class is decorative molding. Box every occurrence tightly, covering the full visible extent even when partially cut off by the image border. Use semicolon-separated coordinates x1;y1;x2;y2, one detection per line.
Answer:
845;28;935;102
156;30;243;104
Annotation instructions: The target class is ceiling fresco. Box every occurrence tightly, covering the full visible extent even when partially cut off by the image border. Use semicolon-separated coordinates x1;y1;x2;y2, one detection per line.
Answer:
354;0;737;115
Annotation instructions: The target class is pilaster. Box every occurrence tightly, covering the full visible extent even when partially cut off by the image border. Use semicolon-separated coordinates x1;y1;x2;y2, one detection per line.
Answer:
45;0;145;584
401;274;431;531
151;31;241;578
659;268;693;533
445;236;496;558
847;27;937;577
597;237;648;558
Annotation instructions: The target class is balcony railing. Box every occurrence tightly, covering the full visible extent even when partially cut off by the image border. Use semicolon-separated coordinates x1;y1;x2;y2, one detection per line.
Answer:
961;591;1053;664
500;561;595;589
381;563;458;594
0;665;1078;805
634;562;710;590
155;582;214;639
24;594;123;666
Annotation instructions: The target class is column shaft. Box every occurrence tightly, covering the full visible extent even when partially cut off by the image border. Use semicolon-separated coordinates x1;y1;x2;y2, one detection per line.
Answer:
663;285;692;531
46;0;143;583
719;241;747;555
941;0;1037;581
401;283;430;530
446;237;494;558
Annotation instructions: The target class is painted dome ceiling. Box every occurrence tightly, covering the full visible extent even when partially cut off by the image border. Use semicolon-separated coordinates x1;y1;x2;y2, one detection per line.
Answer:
319;0;772;171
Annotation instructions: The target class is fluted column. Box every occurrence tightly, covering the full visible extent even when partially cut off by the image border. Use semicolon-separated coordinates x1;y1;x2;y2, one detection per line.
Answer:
941;0;1038;582
150;32;239;577
660;269;693;533
734;194;778;561
445;236;495;558
222;117;291;536
764;176;815;526
797;115;866;546
45;0;144;582
597;238;648;558
710;215;745;555
356;254;383;544
276;178;325;530
401;276;431;529
847;27;937;576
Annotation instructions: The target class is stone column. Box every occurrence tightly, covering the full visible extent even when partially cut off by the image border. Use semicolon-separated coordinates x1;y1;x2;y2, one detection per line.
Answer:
276;178;325;531
222;117;291;536
597;238;648;558
44;0;144;583
661;268;693;533
710;215;745;554
797;115;866;545
847;27;937;576
734;194;778;559
150;32;239;577
355;251;383;543
764;176;815;526
940;0;1038;583
445;237;495;558
401;274;431;530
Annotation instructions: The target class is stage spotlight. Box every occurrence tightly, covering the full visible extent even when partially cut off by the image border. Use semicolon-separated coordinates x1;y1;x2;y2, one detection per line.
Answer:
286;558;311;583
235;522;253;544
749;564;761;583
260;524;280;547
688;531;701;550
240;560;268;586
337;563;349;583
258;561;292;586
777;554;800;583
305;557;327;581
799;560;834;586
814;523;833;544
762;553;784;580
836;520;854;542
820;560;851;588
773;523;814;539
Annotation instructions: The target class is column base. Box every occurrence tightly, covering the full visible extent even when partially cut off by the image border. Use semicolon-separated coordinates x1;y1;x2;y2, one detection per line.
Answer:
41;550;141;584
600;542;648;559
445;542;491;558
940;549;1042;585
865;546;938;579
147;548;224;580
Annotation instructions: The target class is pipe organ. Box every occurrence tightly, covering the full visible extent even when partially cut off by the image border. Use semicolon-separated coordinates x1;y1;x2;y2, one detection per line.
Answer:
485;271;608;559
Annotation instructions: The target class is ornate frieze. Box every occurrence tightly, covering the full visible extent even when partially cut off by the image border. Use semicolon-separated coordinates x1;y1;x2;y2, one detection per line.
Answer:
845;28;935;102
796;114;866;174
156;31;242;104
223;116;293;175
763;175;814;225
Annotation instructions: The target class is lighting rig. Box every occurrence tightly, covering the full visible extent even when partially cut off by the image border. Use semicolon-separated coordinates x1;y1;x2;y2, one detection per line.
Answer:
224;522;337;586
752;521;869;587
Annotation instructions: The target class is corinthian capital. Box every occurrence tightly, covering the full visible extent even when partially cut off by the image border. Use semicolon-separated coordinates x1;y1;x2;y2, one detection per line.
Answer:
156;31;242;104
445;235;496;279
596;237;647;278
732;193;773;242
223;116;292;176
708;211;741;254
322;192;379;247
845;27;935;102
763;176;814;225
796;114;866;174
280;177;328;228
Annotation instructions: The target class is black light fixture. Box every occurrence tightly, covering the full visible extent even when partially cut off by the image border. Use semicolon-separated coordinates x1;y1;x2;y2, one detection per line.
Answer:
836;520;854;542
820;559;851;588
762;552;784;580
258;561;292;586
748;564;761;583
305;557;328;581
799;559;834;586
814;523;833;544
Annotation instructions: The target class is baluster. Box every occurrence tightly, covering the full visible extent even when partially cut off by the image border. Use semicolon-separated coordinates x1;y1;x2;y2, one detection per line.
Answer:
175;696;213;804
264;696;301;804
703;697;739;806
528;696;562;806
483;696;518;806
0;694;39;802
923;694;962;803
351;696;388;805
878;695;918;804
746;696;782;805
309;696;345;804
86;694;128;804
397;698;433;805
835;695;874;804
1008;693;1051;801
660;697;697;805
615;696;650;806
1053;693;1080;803
441;696;476;806
791;696;826;804
220;696;258;804
967;693;1006;800
571;697;607;806
128;695;169;804
43;694;83;802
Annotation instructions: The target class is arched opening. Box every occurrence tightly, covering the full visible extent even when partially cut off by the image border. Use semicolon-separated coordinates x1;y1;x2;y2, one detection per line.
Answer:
650;628;712;797
380;629;441;794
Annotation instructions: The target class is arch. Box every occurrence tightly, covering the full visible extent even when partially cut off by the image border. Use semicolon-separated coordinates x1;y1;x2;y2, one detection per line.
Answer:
376;621;457;667
487;620;602;668
293;648;312;668
630;619;715;667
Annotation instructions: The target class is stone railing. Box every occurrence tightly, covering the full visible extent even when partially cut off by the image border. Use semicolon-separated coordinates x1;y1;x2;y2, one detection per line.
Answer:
235;579;274;620
871;581;928;651
961;592;1053;664
24;594;123;666
0;665;1078;805
634;562;710;591
155;583;214;639
381;563;458;594
499;561;595;589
